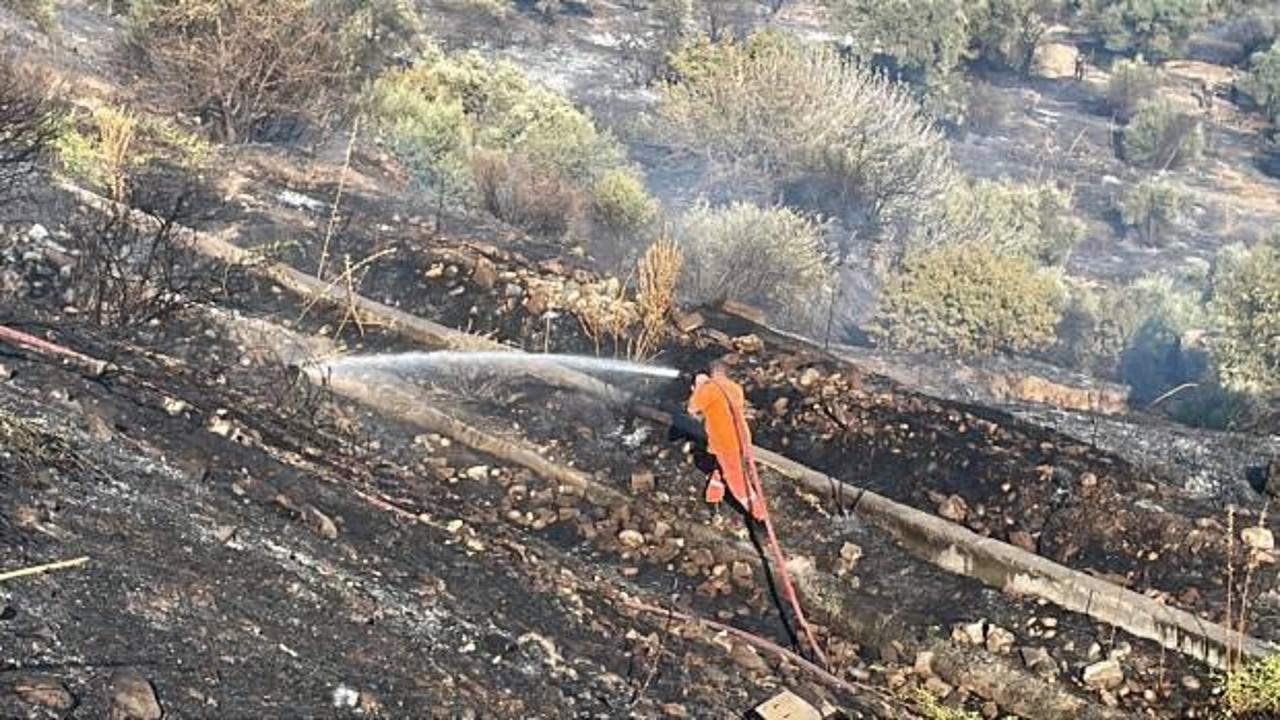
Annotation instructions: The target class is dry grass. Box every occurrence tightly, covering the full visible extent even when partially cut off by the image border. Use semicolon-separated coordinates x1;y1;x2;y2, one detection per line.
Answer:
94;105;137;201
631;234;682;360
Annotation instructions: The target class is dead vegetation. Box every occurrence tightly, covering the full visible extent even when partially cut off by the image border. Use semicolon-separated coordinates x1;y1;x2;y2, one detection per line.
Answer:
0;50;62;200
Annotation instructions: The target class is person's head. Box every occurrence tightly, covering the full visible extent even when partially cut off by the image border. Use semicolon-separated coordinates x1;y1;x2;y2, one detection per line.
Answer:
709;360;729;378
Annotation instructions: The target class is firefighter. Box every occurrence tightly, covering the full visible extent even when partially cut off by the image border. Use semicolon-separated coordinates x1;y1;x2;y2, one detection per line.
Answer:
686;363;767;522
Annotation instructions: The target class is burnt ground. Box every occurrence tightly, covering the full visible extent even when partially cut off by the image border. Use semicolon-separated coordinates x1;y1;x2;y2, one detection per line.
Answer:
0;174;1263;719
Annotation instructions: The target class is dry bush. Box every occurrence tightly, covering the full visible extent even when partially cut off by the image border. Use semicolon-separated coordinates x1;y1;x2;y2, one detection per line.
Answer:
570;278;639;355
8;0;57;33
0;51;63;200
678;201;835;324
470;150;586;238
94;105;138;201
657;30;954;258
65;178;214;328
632;235;683;359
963;80;1012;135
127;0;352;142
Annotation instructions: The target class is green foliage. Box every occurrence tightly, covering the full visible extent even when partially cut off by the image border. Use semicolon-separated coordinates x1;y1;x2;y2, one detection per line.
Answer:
369;49;651;235
657;31;954;256
1247;42;1280;124
872;241;1063;355
320;0;424;78
1089;0;1208;60
1106;57;1162;121
678;201;834;321
1122;96;1205;168
1222;655;1280;717
10;0;57;33
1118;176;1186;245
1210;240;1280;392
940;179;1084;265
592;168;659;239
911;688;983;720
970;0;1066;75
828;0;971;82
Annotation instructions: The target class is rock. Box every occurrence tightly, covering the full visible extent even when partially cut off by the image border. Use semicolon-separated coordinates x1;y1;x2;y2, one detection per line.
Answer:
798;368;822;388
27;224;49;242
0;363;10;381
730;643;769;674
985;625;1015;655
662;702;689;718
752;689;821;720
1019;646;1056;676
107;672;162;720
1082;659;1124;690
1009;530;1037;553
630;471;656;494
673;311;705;333
913;650;935;676
1180;675;1202;691
424;263;445;279
276;189;326;212
1266;458;1280;497
772;397;790;415
937;495;969;523
1080;472;1098;488
307;506;339;540
652;520;673;540
731;561;753;582
465;465;490;481
923;677;953;699
733;334;764;354
13;677;75;711
981;701;999;719
837;542;862;575
617;529;645;549
955;620;986;646
1242;526;1275;552
472;258;498;290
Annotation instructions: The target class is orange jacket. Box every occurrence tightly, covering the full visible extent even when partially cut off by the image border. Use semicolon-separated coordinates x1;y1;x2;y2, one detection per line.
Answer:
687;374;766;521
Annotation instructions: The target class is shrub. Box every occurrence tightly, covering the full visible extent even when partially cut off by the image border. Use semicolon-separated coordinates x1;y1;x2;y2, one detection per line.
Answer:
827;0;971;83
678;202;835;322
126;0;360;142
1221;655;1280;717
1106;57;1162;121
470;150;585;237
1210;240;1280;392
657;31;954;259
0;52;63;200
939;179;1084;265
633;235;683;358
1089;0;1208;60
1118;176;1186;245
592;168;659;241
872;241;1062;355
963;80;1013;135
1247;42;1280;124
1122;97;1205;168
370;49;652;233
9;0;57;33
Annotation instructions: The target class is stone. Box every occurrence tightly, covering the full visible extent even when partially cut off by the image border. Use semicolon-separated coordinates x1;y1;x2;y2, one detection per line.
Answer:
913;650;935;677
752;689;821;720
837;542;862;575
923;677;953;699
798;368;823;388
956;620;986;646
1082;659;1124;690
937;495;969;523
630;471;656;494
673;311;705;333
985;625;1015;655
730;643;769;674
465;466;490;481
307;507;339;540
662;703;689;718
731;561;753;582
733;334;764;354
13;677;75;711
1266;457;1280;497
1009;530;1037;553
617;530;645;549
107;672;162;720
981;701;999;719
772;397;790;415
472;258;498;290
1019;646;1056;677
1242;527;1275;552
1079;472;1098;488
27;224;49;242
1180;675;1202;691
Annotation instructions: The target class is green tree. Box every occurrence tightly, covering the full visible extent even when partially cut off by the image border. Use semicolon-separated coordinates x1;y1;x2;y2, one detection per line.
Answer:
1118;176;1185;245
1122;96;1204;168
1210;240;1280;392
1106;57;1162;121
971;0;1066;75
1089;0;1208;60
1247;41;1280;124
938;178;1084;265
872;241;1062;355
